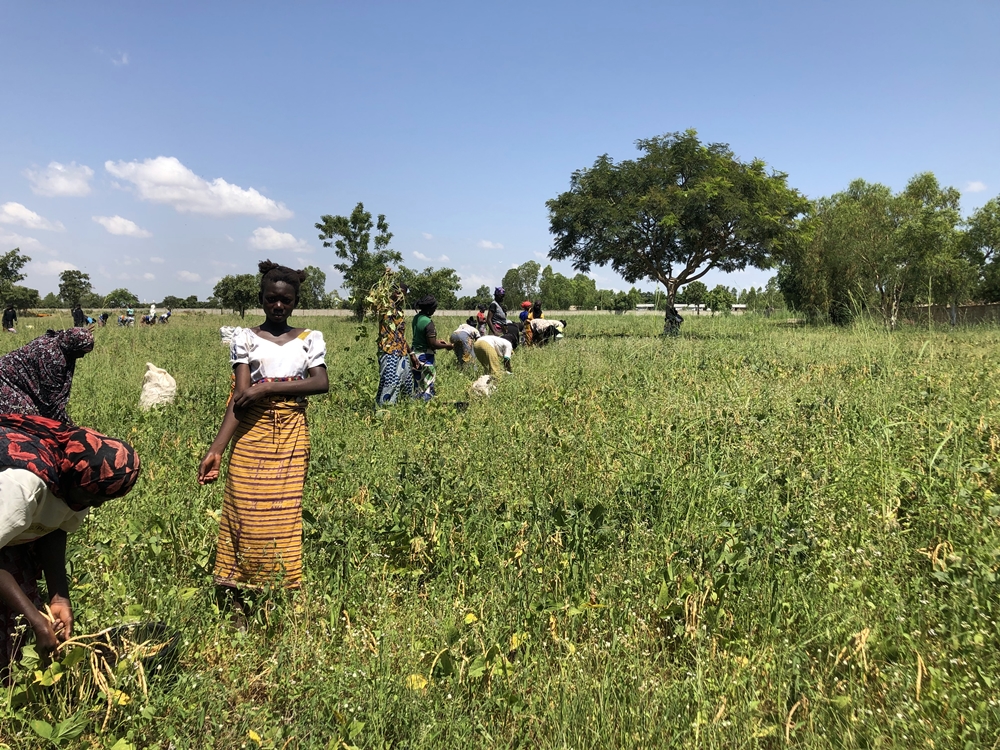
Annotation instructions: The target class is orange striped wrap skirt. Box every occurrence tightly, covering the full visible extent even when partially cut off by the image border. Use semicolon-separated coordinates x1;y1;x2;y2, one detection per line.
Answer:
213;397;309;589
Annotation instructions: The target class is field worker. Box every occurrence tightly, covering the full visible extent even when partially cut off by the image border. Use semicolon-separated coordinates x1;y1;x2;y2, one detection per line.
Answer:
410;295;453;400
524;300;544;345
0;414;140;673
373;281;414;406
665;306;684;337
198;261;328;609
485;287;508;336
476;304;488;336
519;301;531;323
2;304;16;333
530;318;567;346
449;317;480;370
474;332;516;376
0;328;94;425
71;305;86;328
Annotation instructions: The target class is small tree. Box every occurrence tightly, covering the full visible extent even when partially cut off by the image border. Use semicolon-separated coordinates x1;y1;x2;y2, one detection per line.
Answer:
58;270;94;307
0;248;30;299
213;274;259;318
396;266;462;310
316;203;402;320
104;288;139;308
705;285;736;315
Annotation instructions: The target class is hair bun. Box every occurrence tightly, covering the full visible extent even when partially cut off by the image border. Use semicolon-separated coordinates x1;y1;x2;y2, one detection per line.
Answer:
258;260;280;275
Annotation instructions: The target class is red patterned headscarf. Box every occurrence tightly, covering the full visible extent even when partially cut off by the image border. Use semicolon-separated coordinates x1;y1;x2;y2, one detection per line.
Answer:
0;414;140;510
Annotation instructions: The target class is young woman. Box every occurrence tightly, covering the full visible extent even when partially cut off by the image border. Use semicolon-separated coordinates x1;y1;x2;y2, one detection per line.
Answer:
449;317;480;370
0;328;94;425
410;295;453;400
474;333;517;376
0;414;140;671
485;287;508;336
197;261;328;594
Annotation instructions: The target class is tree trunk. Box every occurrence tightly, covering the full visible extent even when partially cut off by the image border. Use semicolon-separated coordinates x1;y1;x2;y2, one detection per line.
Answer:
949;298;957;327
661;282;681;337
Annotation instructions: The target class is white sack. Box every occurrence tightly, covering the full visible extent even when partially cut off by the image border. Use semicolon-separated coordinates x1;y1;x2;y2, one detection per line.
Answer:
470;375;495;397
139;362;177;411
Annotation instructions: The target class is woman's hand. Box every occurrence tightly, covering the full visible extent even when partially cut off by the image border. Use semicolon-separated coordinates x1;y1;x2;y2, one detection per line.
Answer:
48;595;73;642
29;611;59;656
232;382;270;409
198;452;223;485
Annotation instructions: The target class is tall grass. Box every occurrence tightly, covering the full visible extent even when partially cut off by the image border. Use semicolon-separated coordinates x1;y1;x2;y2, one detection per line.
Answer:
0;312;998;748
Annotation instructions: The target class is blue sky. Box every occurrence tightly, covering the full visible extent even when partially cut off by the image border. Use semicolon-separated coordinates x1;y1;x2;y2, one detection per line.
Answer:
1;1;997;302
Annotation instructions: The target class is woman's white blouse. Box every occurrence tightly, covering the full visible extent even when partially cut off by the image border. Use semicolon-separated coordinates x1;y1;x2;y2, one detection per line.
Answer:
0;469;88;548
230;329;327;383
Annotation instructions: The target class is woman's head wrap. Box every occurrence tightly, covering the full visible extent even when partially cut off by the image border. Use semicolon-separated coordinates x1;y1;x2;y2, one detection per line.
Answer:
521;301;532;309
0;415;140;511
0;328;95;425
494;286;505;297
415;295;437;313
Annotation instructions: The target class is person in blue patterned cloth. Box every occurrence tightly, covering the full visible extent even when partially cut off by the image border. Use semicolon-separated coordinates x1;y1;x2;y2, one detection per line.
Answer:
373;282;414;406
410;295;452;401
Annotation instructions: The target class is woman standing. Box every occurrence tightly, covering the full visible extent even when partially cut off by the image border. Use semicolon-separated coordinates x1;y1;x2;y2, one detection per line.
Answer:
373;281;414;406
0;328;94;425
485;287;508;336
198;261;328;596
0;414;140;671
410;296;452;400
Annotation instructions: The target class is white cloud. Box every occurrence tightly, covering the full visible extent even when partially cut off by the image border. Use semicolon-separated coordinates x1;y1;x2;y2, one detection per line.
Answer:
112;52;129;66
413;251;431;261
105;156;292;219
28;259;77;276
965;181;988;193
177;271;201;282
150;256;164;264
0;232;45;253
478;239;503;250
0;202;65;231
422;232;433;240
249;226;311;252
439;254;450;262
93;215;152;238
533;251;546;259
460;273;495;290
24;161;94;197
143;273;155;280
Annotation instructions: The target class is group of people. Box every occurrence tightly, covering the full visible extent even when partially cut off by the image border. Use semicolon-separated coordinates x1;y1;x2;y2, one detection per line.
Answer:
0;260;329;672
374;281;567;406
0;262;576;673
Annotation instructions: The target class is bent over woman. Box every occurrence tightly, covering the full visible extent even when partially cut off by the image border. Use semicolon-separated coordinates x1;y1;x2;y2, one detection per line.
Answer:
198;261;328;592
0;328;94;424
0;415;140;673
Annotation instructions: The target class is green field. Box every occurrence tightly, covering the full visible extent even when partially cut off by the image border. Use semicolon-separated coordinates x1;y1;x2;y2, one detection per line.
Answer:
1;312;998;748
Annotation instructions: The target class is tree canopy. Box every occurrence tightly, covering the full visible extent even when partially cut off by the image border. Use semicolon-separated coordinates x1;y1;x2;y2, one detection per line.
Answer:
58;270;94;307
213;274;259;318
501;261;541;304
0;248;30;297
395;266;462;310
547;130;808;333
298;265;329;309
104;288;140;308
316;203;402;319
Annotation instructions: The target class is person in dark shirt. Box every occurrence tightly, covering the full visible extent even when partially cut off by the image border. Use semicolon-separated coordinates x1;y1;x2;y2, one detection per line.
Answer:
2;305;16;332
71;305;86;328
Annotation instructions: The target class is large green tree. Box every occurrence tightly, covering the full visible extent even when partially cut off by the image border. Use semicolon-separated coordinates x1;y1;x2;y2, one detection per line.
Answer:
316;203;402;319
58;269;94;307
6;285;39;312
213;274;259;318
396;266;462;310
298;265;329;309
967;198;1000;303
547;130;809;334
501;261;542;305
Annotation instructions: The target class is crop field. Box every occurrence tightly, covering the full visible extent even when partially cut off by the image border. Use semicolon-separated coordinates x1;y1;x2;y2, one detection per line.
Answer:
0;311;999;748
